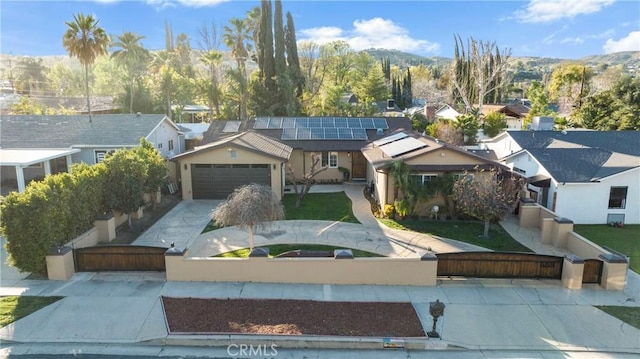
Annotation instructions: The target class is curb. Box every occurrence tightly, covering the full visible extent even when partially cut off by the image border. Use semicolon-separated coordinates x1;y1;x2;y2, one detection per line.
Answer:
156;334;460;350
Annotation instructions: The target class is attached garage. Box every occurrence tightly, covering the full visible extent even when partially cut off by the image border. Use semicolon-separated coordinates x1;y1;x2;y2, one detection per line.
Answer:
172;131;292;201
191;163;271;199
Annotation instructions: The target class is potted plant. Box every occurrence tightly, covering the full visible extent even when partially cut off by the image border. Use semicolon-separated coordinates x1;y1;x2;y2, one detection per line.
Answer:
338;167;350;181
394;199;409;221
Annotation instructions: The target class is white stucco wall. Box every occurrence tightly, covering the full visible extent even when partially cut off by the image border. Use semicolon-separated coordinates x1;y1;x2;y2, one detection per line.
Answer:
555;168;640;224
146;119;183;159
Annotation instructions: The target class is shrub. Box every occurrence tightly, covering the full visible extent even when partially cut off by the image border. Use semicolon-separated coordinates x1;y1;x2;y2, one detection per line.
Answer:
382;204;395;219
394;199;409;217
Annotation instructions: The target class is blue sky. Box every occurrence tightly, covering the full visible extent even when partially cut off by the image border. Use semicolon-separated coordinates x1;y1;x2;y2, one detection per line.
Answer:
1;0;639;59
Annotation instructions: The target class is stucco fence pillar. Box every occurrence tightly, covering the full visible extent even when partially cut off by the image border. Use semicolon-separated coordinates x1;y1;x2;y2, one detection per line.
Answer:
46;246;75;280
561;254;584;289
599;253;629;290
94;214;116;243
518;198;539;227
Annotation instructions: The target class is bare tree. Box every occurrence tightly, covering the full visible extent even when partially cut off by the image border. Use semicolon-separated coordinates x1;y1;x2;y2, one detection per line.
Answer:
450;35;512;123
286;153;327;208
452;167;523;239
211;184;284;250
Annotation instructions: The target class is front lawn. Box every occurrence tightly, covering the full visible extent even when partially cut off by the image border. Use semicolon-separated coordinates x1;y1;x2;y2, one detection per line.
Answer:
0;296;63;327
216;244;382;258
573;224;639;273
282;192;360;223
596;306;640;330
379;218;533;252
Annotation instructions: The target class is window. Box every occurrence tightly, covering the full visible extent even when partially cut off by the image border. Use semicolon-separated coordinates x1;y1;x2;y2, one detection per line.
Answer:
321;152;338;168
412;174;438;185
453;173;474;182
168;140;174;151
95;150;115;163
608;187;628;209
95;150;107;163
158;143;163;149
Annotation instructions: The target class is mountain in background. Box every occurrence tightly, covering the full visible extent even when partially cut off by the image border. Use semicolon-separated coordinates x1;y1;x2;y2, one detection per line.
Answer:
363;48;640;70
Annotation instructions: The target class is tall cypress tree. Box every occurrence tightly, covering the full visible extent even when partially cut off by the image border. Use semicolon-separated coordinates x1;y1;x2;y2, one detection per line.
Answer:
260;0;275;93
285;11;304;99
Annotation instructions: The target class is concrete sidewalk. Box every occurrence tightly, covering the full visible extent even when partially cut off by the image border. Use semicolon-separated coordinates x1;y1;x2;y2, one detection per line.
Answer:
1;184;639;355
0;275;638;353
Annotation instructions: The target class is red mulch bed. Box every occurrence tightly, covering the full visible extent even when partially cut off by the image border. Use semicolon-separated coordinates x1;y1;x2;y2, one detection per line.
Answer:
162;297;425;337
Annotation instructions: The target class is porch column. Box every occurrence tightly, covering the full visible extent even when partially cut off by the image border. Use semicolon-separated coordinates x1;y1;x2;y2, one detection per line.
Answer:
43;160;51;176
66;155;73;169
16;166;26;192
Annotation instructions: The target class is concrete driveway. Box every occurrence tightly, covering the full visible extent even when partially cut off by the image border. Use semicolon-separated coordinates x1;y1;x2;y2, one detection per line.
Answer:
132;200;220;250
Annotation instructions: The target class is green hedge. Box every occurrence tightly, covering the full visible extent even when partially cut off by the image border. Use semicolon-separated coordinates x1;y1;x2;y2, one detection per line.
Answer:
0;140;165;275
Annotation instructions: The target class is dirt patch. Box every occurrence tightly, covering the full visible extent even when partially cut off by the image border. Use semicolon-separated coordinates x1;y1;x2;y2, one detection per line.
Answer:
110;194;181;245
162;297;425;337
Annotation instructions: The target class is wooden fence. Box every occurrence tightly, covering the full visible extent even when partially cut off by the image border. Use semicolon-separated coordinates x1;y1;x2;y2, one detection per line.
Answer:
75;245;167;272
436;252;564;279
582;259;604;283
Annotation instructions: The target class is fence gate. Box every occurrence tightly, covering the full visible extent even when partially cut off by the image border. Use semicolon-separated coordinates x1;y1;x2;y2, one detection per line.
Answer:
582;259;603;284
436;252;564;279
75;245;168;272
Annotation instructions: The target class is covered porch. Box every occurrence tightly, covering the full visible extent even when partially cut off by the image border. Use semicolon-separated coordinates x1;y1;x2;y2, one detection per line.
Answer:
0;149;80;195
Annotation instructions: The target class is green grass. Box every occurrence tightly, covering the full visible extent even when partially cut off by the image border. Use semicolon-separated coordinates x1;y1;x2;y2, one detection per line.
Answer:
201;191;359;234
573;225;639;273
379;218;533;252
0;296;63;327
283;192;360;223
216;244;383;258
596;306;640;330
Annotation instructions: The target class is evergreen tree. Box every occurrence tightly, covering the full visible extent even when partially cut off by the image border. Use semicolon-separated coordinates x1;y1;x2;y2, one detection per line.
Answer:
285;12;304;98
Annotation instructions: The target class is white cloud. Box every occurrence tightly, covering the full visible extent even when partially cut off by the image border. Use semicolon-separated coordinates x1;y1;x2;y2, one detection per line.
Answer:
561;37;585;44
298;18;440;54
603;31;640;53
514;0;615;23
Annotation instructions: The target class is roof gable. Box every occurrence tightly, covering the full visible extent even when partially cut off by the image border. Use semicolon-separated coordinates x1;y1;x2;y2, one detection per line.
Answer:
173;131;292;161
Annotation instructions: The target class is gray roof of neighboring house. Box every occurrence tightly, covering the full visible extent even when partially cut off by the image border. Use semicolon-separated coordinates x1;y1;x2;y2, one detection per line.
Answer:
507;130;640;182
173;131;292;161
202;117;413;152
0;114;173;149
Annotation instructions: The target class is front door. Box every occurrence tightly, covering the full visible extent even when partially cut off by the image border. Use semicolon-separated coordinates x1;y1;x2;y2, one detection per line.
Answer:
351;151;367;179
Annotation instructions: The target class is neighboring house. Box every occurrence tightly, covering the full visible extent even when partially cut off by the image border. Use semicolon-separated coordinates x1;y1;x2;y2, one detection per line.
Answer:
483;130;640;224
0;95;119;115
341;93;358;105
434;104;461;120
480;104;529;130
176;116;413;199
0;114;184;193
178;123;211;151
361;130;511;215
172;104;211;123
172;131;292;200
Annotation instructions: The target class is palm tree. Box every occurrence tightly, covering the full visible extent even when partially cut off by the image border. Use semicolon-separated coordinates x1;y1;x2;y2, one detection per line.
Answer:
62;13;109;121
223;18;251;78
199;50;223;119
111;32;149;113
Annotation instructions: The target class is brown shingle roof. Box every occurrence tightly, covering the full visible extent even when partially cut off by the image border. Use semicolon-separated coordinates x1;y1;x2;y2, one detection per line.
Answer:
172;131;292;161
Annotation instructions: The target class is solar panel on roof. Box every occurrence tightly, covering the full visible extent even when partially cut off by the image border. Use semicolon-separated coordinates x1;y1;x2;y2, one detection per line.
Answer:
335;118;348;127
282;117;296;128
380;137;427;158
352;128;368;140
321;118;334;127
222;121;241;133
373;118;389;129
347;118;361;128
295;118;308;128
282;128;296;140
308;118;322;127
254;117;269;129
360;118;374;128
297;128;311;139
324;127;338;139
373;132;409;146
311;128;323;139
338;127;352;139
268;117;283;128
